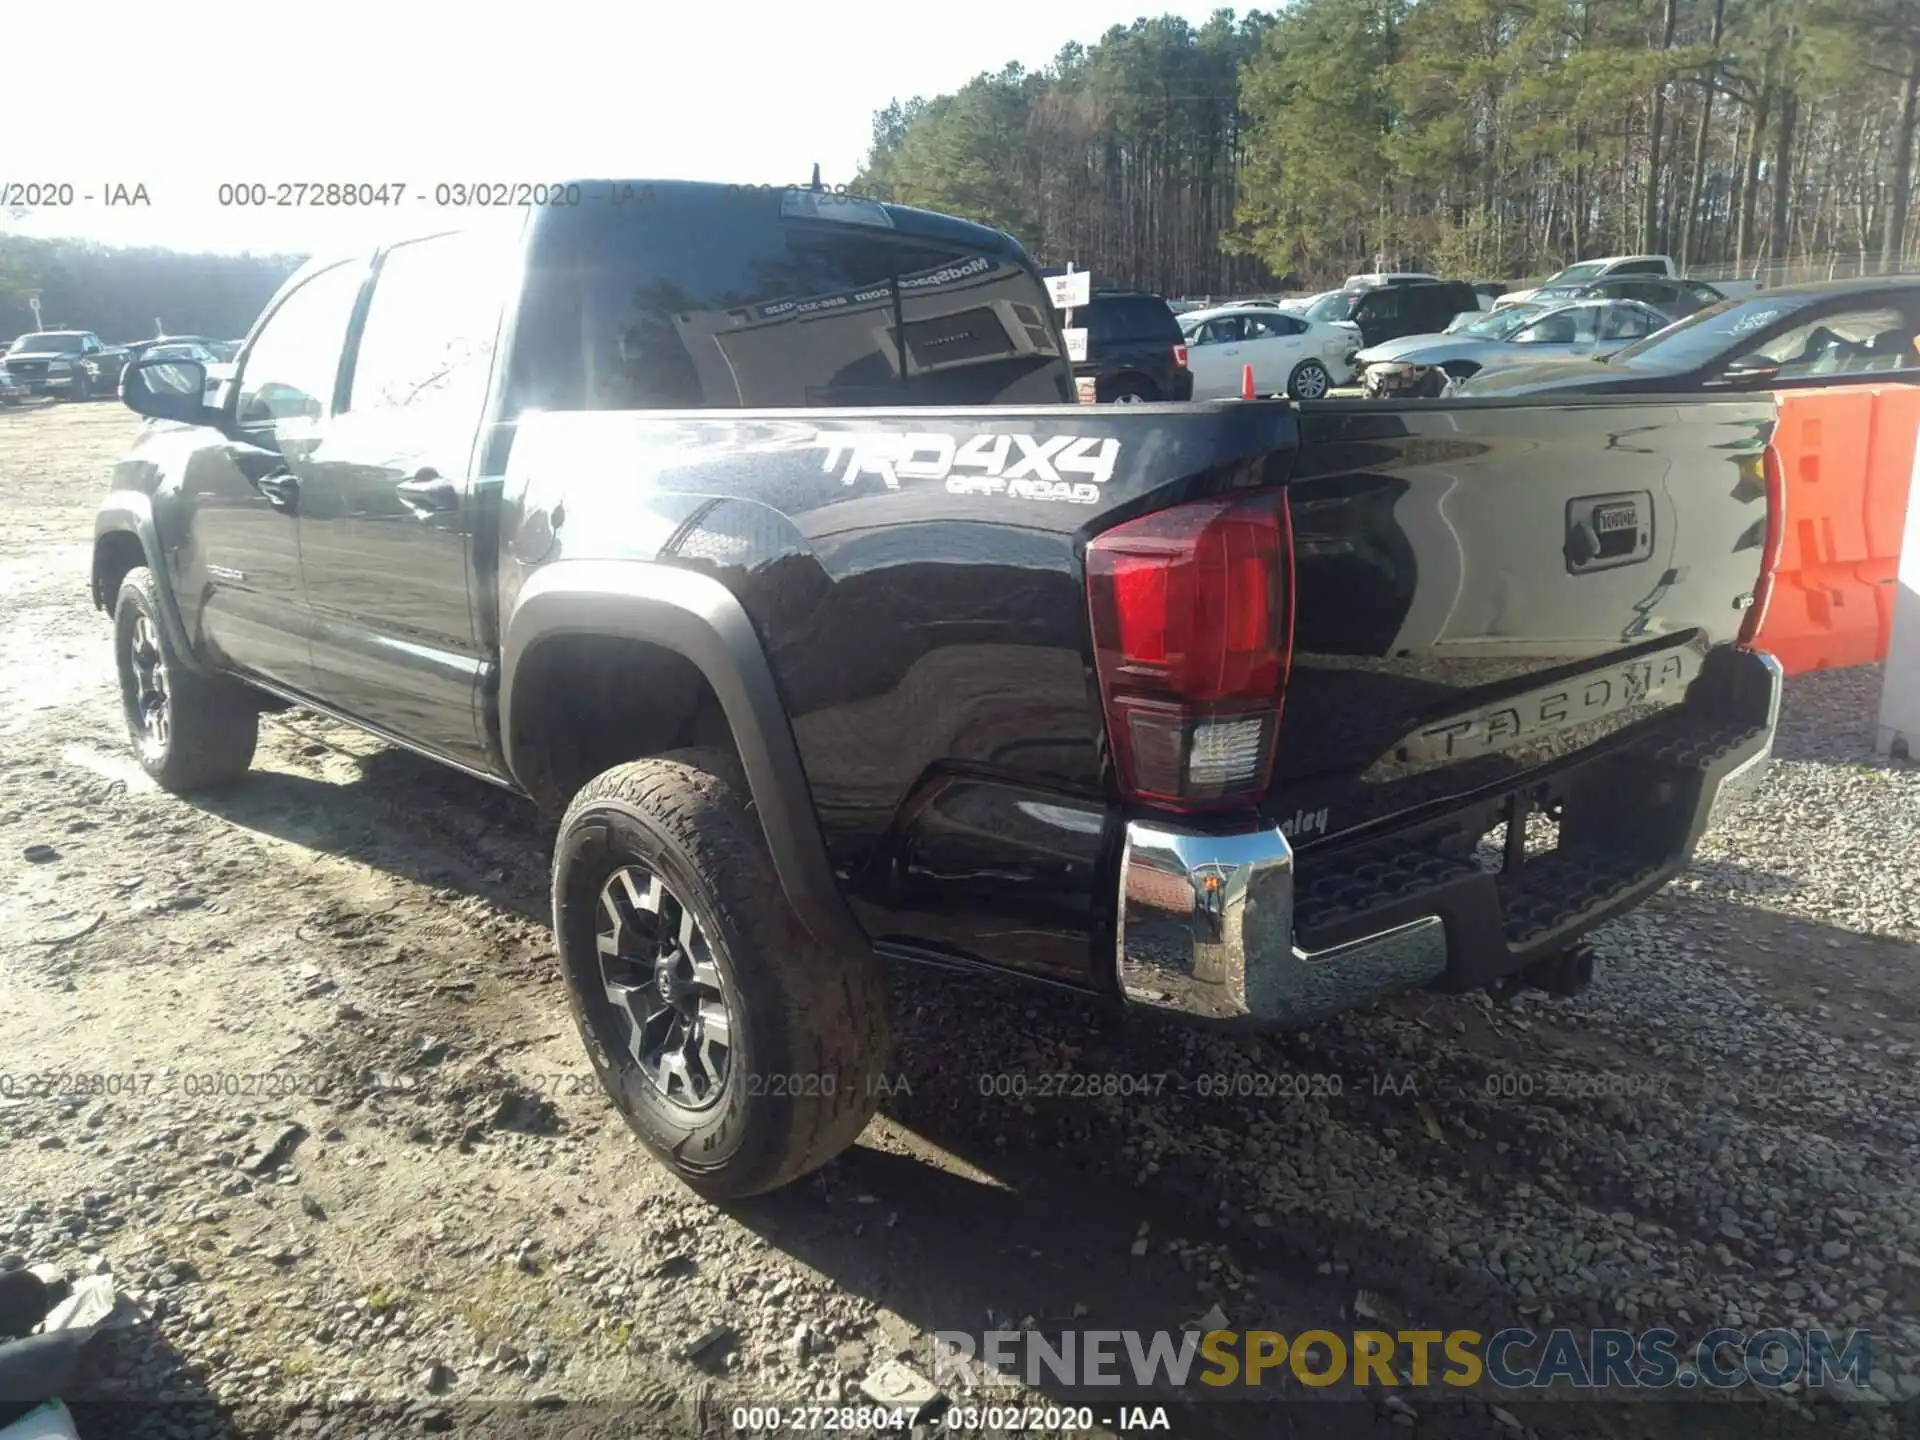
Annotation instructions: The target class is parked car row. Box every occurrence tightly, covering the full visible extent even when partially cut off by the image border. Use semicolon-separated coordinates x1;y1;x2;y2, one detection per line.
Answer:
1458;279;1920;396
0;332;243;405
1356;297;1673;397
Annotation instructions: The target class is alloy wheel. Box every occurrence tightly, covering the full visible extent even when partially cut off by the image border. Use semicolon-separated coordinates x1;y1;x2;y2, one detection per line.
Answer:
127;614;170;757
1294;364;1330;399
595;865;734;1110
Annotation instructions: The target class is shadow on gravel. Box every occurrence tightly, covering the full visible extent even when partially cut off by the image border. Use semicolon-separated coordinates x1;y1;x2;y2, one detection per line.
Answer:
181;742;555;926
730;1143;1866;1440
14;1317;233;1440
159;730;1912;1440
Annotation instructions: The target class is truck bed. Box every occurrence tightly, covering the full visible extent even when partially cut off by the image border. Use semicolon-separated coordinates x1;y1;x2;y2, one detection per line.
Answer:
500;390;1776;999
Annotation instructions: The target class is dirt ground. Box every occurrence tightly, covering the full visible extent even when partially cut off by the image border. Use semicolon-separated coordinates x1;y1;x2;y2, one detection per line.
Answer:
1;401;1916;1440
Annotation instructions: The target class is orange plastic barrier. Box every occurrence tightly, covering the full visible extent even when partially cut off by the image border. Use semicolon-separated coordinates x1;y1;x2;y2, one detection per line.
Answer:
1753;383;1920;674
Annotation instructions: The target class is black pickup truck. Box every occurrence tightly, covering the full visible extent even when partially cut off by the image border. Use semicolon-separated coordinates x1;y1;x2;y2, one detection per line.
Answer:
97;182;1785;1200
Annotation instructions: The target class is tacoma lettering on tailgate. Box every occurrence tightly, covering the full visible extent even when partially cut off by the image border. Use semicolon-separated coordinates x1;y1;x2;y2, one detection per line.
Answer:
1398;649;1698;764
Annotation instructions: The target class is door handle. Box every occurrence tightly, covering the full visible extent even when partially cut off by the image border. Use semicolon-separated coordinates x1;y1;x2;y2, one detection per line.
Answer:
255;471;299;510
394;469;459;515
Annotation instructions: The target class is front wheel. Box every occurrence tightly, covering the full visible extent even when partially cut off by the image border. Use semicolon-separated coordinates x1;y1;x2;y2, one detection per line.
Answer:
113;567;259;791
1287;359;1332;400
66;373;91;403
552;749;892;1200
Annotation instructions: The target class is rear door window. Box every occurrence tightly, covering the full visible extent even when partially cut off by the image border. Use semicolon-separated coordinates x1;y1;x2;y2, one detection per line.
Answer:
1354;289;1402;324
508;192;1069;410
1188;316;1244;346
1248;313;1307;338
1110;297;1181;343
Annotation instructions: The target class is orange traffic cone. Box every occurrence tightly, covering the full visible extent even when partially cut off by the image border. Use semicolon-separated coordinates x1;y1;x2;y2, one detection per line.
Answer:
1241;364;1256;401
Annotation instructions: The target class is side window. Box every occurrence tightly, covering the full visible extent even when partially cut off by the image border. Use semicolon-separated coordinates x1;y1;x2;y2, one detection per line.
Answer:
1515;311;1579;345
348;231;511;423
1117;300;1180;343
1243;316;1286;340
1256;314;1307;337
1193;317;1242;345
1745;307;1910;378
1614;260;1668;277
1600;307;1658;342
236;262;366;428
1356;289;1401;323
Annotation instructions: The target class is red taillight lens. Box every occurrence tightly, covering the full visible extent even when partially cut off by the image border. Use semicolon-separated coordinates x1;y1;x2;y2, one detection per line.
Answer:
1086;491;1294;811
1172;343;1189;370
1738;447;1785;648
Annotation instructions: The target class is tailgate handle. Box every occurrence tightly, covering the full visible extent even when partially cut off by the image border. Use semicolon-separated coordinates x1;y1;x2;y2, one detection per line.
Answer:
1565;492;1654;575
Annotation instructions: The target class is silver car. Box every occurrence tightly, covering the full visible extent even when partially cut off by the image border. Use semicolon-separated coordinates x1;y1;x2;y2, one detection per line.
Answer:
1355;299;1672;397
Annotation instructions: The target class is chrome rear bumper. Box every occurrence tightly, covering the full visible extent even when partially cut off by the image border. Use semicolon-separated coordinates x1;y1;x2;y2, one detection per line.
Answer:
1116;652;1784;1026
1116;822;1448;1023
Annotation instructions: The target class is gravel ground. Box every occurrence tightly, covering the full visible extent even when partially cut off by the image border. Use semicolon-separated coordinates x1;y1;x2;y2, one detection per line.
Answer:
1;400;1917;1440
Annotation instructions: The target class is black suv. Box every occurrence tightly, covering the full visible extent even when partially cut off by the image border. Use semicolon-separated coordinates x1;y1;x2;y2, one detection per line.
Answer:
1074;291;1194;403
1305;280;1482;350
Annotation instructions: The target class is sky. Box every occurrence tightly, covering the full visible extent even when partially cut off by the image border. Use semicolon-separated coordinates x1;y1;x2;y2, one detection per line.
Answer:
4;0;1231;257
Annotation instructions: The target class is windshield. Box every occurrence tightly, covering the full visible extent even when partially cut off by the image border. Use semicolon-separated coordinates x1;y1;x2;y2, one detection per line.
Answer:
1542;261;1608;287
10;333;87;353
1304;291;1358;324
1606;294;1808;368
1446;304;1545;338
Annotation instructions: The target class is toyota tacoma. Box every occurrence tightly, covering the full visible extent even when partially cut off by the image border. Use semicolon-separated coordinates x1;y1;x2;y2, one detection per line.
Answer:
95;182;1785;1199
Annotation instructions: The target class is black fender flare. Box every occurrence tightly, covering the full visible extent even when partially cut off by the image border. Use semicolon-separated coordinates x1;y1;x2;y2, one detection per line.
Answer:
501;560;869;957
92;493;213;675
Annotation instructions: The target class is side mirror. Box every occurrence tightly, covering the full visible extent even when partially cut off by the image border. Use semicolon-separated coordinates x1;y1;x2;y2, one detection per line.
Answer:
121;357;217;425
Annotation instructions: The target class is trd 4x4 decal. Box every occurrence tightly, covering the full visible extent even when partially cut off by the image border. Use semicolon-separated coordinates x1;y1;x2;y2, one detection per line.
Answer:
811;430;1121;504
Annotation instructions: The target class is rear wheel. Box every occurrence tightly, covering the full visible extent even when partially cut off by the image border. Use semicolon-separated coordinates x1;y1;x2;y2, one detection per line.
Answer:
1287;359;1332;400
1105;378;1156;404
113;567;259;791
552;749;891;1200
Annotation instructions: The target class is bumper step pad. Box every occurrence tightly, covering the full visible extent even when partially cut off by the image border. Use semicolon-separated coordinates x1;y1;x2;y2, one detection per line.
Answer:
1291;711;1771;968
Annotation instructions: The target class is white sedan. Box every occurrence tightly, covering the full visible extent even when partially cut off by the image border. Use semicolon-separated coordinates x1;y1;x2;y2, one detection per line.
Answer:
1177;305;1360;400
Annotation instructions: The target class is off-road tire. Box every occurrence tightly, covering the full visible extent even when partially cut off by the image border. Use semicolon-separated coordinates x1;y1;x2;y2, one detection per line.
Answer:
552;749;891;1200
113;566;259;791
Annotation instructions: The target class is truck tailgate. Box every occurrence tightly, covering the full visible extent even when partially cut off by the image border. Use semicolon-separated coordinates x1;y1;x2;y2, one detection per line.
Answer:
1269;396;1776;843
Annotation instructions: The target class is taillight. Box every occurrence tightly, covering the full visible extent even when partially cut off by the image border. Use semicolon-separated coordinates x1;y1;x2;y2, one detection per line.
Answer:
1172;343;1189;370
1738;446;1785;647
1086;490;1294;811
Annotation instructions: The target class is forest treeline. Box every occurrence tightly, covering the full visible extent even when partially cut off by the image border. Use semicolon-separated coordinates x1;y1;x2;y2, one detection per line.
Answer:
0;234;299;344
854;0;1920;296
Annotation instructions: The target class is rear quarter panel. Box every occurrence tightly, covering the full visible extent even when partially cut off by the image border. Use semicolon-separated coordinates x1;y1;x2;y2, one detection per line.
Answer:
498;402;1300;979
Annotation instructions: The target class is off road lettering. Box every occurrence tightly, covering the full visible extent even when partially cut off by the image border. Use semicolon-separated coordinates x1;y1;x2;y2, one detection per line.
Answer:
812;430;1120;501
